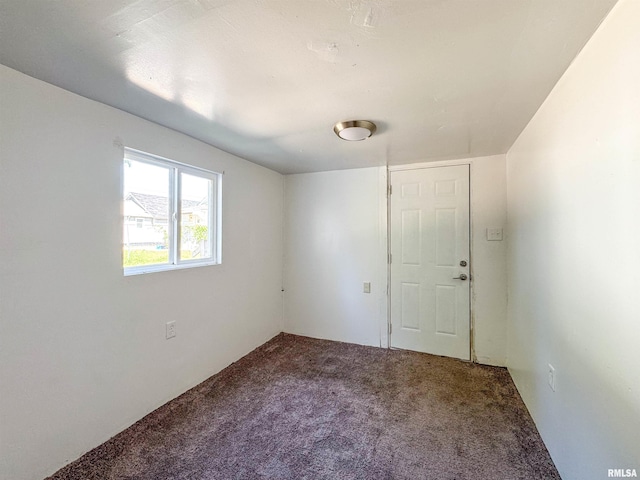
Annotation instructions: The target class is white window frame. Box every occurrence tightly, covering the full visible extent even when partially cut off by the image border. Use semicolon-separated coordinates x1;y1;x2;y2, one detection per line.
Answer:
123;148;222;276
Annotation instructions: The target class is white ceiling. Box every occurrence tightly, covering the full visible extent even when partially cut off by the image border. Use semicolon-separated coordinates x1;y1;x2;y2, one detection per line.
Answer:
0;0;616;174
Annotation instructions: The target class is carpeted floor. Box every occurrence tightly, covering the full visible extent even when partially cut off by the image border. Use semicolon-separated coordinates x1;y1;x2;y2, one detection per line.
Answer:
48;333;560;480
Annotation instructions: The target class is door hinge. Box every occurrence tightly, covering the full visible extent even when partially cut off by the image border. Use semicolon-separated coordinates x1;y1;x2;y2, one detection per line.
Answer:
388;184;393;195
388;323;392;335
388;253;392;264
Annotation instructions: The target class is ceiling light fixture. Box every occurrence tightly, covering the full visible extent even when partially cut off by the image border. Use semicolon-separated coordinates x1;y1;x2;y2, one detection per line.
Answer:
333;120;376;141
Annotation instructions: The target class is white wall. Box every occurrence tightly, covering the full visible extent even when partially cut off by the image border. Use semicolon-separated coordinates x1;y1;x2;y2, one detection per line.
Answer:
0;65;284;480
469;156;508;366
283;168;387;346
505;0;640;478
283;156;508;366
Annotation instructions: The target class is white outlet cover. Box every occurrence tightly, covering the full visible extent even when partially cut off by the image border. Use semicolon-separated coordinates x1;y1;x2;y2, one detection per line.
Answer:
487;227;503;241
548;364;556;391
166;321;176;339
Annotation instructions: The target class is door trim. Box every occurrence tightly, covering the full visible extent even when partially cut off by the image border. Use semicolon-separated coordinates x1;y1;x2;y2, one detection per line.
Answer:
385;161;476;362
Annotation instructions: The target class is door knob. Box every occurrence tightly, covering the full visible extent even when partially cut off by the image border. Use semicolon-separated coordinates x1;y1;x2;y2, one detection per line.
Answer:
453;273;468;281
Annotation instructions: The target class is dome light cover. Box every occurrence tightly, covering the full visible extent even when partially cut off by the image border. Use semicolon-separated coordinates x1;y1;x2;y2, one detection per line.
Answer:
333;120;376;141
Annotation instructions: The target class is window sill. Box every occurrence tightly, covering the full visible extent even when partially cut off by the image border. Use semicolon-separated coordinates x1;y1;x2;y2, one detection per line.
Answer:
124;260;220;276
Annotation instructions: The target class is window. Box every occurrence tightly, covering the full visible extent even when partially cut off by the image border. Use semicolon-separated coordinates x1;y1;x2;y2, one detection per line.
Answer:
123;148;221;275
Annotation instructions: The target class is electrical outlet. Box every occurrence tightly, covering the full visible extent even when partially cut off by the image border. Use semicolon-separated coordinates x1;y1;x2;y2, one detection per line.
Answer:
363;282;371;293
487;227;503;241
548;364;556;392
166;321;176;339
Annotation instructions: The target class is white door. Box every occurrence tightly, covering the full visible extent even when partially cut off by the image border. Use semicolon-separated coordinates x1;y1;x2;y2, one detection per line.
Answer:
389;165;470;360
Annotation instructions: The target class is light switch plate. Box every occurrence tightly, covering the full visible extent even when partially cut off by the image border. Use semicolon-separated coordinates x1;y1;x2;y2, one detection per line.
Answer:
487;227;503;241
363;282;371;293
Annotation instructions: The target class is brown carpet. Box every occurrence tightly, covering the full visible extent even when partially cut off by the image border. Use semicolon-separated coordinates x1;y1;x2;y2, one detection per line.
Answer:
47;334;560;480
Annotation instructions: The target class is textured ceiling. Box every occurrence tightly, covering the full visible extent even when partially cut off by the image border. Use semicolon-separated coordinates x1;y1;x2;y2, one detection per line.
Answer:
0;0;617;173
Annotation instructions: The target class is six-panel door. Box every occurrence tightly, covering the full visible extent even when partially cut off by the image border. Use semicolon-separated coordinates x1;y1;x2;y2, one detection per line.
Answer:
389;165;471;360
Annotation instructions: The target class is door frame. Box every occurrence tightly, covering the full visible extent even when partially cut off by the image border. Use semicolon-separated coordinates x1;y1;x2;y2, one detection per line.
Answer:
382;159;476;362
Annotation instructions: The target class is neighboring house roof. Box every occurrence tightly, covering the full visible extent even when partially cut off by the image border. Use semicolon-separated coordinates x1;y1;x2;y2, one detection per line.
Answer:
125;192;202;219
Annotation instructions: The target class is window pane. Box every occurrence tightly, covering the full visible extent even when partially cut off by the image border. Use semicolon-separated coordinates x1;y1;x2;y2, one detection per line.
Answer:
180;172;212;261
123;159;170;267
